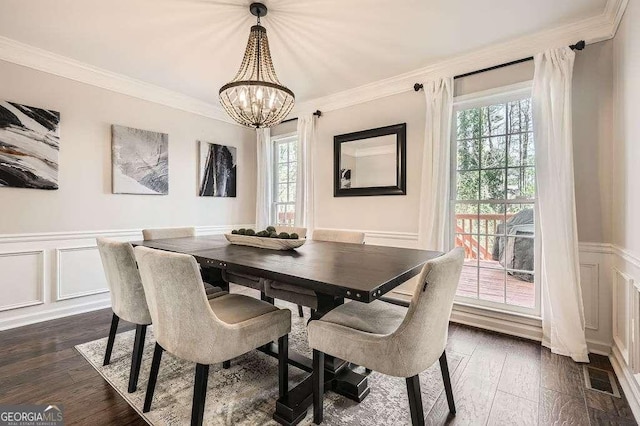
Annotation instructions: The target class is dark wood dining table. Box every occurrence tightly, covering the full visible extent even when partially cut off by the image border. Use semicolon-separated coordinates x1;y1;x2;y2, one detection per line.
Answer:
134;234;441;425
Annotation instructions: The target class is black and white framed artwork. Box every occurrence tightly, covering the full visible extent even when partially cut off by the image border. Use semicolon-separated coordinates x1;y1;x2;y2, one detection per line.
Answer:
0;101;60;190
111;125;168;195
198;141;237;197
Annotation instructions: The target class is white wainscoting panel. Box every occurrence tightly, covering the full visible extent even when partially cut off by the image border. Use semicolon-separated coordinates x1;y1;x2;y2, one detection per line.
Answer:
581;263;600;330
0;250;44;312
56;246;109;301
613;268;633;364
610;246;640;423
0;224;253;330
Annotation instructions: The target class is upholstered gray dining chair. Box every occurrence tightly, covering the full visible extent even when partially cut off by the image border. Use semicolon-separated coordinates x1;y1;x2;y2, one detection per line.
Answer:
142;227;226;299
97;238;152;394
264;229;365;318
134;246;292;426
308;248;464;425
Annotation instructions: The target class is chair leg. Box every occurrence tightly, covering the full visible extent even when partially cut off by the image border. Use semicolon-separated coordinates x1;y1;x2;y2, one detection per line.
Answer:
406;375;425;426
143;343;164;413
439;351;456;415
261;292;274;304
278;335;289;398
128;324;147;393
297;305;304;317
191;363;210;426
313;349;325;424
222;360;231;369
103;313;119;366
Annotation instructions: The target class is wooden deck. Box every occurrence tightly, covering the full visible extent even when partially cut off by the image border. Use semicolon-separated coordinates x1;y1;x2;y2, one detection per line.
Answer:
457;260;535;308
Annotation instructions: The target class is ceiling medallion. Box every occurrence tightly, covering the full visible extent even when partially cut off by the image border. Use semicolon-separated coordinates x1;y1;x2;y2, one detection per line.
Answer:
219;2;295;128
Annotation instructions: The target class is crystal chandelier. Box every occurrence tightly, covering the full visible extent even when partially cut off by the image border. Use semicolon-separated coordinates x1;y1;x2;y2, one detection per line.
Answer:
219;3;295;128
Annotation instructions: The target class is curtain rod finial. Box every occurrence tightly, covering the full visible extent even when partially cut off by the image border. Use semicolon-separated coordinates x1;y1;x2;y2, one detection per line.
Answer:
571;40;586;51
414;83;423;92
313;110;322;117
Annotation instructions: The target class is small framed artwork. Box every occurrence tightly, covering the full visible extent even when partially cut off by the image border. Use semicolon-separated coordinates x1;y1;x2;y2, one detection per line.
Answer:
111;125;169;195
198;141;237;197
334;123;406;197
0;101;60;190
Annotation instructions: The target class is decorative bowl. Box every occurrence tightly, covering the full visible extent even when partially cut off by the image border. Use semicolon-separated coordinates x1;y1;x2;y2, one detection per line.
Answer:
224;233;306;250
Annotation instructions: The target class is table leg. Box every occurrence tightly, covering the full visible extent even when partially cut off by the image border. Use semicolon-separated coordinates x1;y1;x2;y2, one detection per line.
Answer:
271;293;371;425
200;266;228;291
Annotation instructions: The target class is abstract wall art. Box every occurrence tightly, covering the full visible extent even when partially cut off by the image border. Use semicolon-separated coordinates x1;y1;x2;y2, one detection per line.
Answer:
0;101;60;190
198;141;236;197
112;125;168;195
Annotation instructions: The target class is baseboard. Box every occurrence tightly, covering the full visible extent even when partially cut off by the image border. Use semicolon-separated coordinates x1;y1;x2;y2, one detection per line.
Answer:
610;344;640;422
451;303;543;342
451;303;611;355
0;297;111;331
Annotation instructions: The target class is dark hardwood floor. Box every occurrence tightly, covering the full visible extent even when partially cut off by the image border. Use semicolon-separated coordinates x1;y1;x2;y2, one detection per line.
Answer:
0;309;146;425
0;307;636;425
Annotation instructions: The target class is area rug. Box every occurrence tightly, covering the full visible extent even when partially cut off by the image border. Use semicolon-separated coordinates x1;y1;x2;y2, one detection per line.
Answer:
75;301;461;425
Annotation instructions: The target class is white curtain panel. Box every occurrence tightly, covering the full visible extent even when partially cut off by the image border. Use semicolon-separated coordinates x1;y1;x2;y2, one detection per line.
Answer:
295;114;316;231
532;47;588;362
255;127;272;230
417;77;454;250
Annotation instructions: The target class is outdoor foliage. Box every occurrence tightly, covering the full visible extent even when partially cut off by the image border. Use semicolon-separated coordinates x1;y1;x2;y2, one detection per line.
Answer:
455;98;535;216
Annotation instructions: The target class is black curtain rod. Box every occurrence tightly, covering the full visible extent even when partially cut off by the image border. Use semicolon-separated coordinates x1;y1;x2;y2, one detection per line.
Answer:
280;110;322;124
413;40;586;92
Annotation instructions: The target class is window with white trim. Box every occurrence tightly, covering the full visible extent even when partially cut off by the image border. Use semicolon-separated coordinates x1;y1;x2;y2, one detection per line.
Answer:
451;83;539;315
272;135;297;226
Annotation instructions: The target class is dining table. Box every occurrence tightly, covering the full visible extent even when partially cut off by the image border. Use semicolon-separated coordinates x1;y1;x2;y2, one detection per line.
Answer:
133;234;441;426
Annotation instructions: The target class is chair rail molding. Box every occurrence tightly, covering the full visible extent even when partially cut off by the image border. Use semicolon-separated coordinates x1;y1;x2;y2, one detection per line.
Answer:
0;224;254;331
292;0;628;115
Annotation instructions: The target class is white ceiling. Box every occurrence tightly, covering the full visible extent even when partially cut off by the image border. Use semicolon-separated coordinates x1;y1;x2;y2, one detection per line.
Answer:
0;0;608;106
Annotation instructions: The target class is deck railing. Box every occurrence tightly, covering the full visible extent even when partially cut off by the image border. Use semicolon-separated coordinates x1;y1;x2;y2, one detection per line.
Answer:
455;213;514;260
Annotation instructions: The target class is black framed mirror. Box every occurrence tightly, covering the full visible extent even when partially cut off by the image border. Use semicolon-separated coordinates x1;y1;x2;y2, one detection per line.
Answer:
334;123;407;197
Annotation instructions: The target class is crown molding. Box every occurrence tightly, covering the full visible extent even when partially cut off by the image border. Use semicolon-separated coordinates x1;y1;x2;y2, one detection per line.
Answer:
0;36;236;125
0;0;627;122
293;0;628;115
604;0;629;37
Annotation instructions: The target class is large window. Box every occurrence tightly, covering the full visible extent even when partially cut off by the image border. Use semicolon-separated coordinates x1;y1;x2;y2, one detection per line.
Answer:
451;85;538;314
272;135;297;226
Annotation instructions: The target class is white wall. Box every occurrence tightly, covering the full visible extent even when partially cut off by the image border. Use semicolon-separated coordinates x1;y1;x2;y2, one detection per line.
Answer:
302;42;613;243
0;59;256;329
612;2;640;256
282;41;615;354
313;91;425;233
609;0;640;419
0;60;256;233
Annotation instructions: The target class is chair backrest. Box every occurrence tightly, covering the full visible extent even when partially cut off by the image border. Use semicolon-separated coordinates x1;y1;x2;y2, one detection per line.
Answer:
134;246;225;363
274;226;307;239
312;229;365;245
96;238;151;325
142;227;196;240
390;248;464;376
